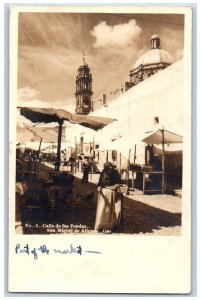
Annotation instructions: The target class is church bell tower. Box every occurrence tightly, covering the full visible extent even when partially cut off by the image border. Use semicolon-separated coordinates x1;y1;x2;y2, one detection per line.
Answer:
75;52;93;114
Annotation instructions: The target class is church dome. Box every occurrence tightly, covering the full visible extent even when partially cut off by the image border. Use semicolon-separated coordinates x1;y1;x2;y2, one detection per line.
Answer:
131;35;173;71
132;49;173;70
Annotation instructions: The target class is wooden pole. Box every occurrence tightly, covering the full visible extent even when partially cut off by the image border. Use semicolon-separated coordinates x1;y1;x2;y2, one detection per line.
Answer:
92;135;95;152
126;158;130;195
55;120;63;171
74;136;78;174
106;150;108;162
125;149;131;195
131;148;134;191
161;128;165;194
38;137;43;157
129;148;131;162
37;137;43;178
75;136;77;154
131;171;135;191
134;144;136;164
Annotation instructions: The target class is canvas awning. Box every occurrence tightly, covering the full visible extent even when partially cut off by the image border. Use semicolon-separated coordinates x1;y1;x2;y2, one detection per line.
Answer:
25;126;66;143
141;128;183;194
99;132;143;156
18;107;115;130
142;129;183;144
17;126;38;143
17;126;60;143
18;106;116;170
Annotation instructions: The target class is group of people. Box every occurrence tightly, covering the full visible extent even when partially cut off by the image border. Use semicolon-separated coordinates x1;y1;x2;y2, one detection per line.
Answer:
17;142;163;233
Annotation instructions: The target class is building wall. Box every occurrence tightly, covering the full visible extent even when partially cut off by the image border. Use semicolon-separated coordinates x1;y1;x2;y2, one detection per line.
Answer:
66;59;184;170
92;60;183;131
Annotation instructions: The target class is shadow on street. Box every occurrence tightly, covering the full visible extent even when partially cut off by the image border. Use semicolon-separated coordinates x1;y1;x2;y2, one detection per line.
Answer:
121;195;181;234
16;164;181;235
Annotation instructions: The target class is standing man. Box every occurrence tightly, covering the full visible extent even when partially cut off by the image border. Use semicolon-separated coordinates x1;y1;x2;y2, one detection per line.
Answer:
82;156;90;183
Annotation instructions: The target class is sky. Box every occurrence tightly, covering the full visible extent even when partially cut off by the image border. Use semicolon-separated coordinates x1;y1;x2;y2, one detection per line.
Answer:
17;12;184;113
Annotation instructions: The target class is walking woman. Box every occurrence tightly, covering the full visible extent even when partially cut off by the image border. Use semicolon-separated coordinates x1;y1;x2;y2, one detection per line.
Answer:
95;162;123;233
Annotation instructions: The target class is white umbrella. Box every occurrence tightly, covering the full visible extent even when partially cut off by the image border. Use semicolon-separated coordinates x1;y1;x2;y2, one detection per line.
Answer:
19;106;115;171
99;132;143;156
141;128;183;193
142;128;183;144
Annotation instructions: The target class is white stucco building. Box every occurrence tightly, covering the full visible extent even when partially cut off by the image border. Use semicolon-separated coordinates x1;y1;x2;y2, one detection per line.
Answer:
64;32;185;185
66;58;183;171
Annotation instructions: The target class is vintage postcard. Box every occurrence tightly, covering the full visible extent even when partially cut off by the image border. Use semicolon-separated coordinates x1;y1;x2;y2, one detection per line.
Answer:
9;5;192;293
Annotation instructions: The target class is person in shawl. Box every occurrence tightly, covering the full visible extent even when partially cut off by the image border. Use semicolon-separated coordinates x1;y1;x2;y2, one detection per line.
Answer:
94;162;123;233
82;156;91;183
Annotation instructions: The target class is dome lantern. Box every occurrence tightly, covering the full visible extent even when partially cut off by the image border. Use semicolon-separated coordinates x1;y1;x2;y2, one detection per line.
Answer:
150;35;161;49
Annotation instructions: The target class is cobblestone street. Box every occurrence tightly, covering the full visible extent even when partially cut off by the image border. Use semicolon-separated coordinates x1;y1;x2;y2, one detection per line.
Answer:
16;163;181;235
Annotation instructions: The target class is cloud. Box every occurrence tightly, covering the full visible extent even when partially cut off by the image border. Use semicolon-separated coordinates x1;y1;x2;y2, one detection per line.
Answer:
18;45;83;103
91;19;142;48
18;86;40;101
18;87;75;113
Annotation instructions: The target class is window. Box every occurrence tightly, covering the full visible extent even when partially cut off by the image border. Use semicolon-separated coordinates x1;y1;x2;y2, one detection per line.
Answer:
154;116;159;124
83;98;89;106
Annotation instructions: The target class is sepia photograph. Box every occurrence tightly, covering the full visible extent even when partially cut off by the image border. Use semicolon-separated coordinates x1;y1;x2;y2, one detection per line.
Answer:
8;5;192;293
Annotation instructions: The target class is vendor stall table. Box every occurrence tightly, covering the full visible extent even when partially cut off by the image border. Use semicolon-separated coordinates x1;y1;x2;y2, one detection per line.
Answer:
131;170;166;194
